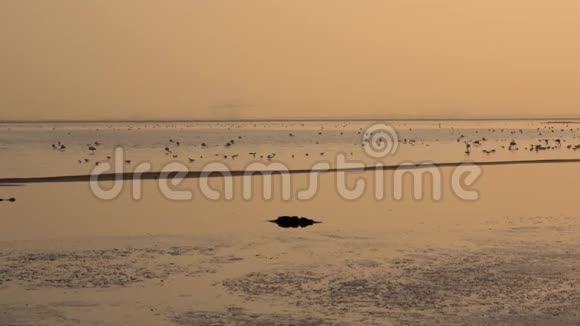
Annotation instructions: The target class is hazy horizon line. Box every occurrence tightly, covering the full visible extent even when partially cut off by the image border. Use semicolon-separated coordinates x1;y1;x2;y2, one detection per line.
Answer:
2;116;580;124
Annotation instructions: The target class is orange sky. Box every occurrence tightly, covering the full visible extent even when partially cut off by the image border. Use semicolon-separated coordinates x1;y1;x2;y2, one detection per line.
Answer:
1;1;580;120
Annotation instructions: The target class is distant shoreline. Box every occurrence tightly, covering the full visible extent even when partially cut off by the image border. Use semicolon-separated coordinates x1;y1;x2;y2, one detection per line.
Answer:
2;118;580;124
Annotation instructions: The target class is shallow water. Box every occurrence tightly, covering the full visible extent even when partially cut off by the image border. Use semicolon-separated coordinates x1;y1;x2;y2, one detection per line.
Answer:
2;120;580;178
2;120;580;325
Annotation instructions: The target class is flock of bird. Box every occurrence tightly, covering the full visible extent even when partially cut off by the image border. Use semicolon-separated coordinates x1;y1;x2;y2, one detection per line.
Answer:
47;123;580;167
460;126;580;156
52;140;131;166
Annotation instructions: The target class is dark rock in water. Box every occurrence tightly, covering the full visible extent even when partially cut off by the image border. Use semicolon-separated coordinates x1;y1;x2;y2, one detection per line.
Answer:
9;198;15;202
269;216;321;228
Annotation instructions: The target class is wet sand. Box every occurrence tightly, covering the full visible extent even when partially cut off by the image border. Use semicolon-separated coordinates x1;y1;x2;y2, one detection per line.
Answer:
2;161;580;325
